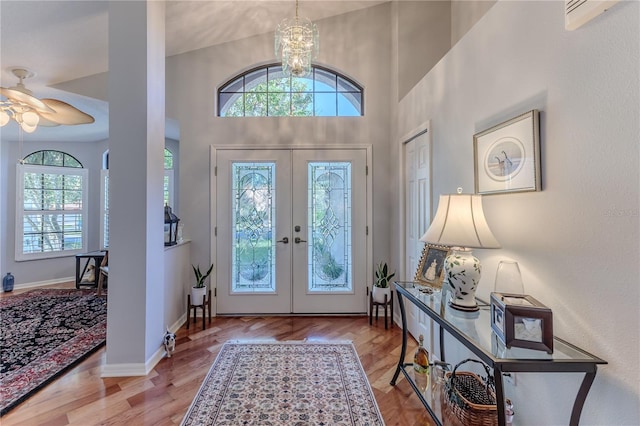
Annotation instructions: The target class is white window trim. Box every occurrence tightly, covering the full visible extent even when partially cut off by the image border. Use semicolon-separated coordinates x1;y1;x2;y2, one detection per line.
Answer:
100;169;109;250
15;164;88;261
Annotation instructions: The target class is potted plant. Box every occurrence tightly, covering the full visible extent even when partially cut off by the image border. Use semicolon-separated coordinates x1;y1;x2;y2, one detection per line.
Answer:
373;262;395;303
191;263;214;304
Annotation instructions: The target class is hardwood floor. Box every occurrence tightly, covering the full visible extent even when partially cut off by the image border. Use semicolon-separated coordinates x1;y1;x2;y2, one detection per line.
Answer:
1;285;436;426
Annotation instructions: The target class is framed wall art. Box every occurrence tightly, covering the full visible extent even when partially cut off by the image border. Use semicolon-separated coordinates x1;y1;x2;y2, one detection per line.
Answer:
474;110;541;195
414;244;450;288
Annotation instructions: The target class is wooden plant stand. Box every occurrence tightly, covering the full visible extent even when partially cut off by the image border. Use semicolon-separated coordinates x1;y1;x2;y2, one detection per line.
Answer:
187;290;212;330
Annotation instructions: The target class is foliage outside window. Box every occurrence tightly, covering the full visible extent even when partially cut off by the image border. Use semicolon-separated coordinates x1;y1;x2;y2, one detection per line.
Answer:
219;65;363;117
16;151;87;260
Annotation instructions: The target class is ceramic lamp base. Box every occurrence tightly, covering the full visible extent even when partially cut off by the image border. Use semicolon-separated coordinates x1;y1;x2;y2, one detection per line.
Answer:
444;248;481;312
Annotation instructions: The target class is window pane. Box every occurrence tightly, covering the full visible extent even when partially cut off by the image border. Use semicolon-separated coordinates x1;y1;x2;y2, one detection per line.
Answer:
267;67;290;92
338;93;362;116
291;92;313;116
63;154;81;168
164;149;173;169
245;68;267;92
23;152;44;165
246;92;268;117
231;163;276;293
337;77;359;93
43;151;64;167
291;77;313;92
314;68;337;90
221;76;244;93
220;92;244;117
308;162;352;292
314;93;337;116
268;93;291;116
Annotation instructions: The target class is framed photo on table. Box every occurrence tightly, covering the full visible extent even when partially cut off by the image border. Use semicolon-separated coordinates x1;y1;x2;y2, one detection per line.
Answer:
490;292;553;354
474;110;541;195
414;244;450;288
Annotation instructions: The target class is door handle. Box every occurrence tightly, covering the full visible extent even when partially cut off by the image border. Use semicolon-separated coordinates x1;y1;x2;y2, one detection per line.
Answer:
276;237;289;244
294;237;307;244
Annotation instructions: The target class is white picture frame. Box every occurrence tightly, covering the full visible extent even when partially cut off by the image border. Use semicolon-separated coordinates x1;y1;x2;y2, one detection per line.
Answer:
474;110;541;195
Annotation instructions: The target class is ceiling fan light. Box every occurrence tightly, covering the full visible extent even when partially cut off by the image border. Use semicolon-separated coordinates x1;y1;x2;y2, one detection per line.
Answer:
0;110;10;126
22;111;40;127
20;121;38;133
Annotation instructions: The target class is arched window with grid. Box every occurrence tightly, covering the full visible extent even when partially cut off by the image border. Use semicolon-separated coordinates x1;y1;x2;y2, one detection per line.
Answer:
16;150;87;260
218;64;363;117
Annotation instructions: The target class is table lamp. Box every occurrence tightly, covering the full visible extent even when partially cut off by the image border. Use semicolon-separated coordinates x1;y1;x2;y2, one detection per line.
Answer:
420;189;500;312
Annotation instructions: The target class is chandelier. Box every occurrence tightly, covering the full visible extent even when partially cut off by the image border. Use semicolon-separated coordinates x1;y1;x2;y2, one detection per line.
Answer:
0;68;94;133
275;0;319;78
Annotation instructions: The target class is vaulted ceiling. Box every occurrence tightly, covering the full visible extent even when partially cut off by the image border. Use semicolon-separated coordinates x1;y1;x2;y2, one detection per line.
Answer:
0;1;386;142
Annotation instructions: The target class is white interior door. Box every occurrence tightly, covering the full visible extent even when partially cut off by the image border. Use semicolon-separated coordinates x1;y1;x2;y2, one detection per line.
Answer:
216;148;367;315
404;129;431;340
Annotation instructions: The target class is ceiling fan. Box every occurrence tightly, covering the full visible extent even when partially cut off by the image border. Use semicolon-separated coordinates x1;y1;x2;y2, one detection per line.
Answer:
0;68;94;133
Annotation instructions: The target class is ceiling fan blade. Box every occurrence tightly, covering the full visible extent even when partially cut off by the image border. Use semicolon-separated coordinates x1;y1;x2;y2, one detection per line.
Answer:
40;98;95;125
0;87;55;113
36;116;62;127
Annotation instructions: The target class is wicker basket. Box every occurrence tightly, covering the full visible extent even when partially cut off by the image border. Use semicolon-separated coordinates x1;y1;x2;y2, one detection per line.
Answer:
444;359;498;426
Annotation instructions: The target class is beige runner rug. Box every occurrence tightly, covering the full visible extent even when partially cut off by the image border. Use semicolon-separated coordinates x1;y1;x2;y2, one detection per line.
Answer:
181;340;385;426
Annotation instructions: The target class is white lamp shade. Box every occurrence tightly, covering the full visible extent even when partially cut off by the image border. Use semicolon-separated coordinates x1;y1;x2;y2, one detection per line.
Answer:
420;194;500;249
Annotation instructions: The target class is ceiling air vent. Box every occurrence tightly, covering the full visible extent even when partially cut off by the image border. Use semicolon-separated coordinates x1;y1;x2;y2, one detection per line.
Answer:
565;0;619;30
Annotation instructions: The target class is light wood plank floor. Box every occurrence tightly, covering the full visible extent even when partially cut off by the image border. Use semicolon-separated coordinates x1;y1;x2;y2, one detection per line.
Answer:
1;284;436;426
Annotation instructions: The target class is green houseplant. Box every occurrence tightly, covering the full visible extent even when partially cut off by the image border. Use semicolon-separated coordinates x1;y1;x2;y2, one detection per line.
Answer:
191;263;214;304
373;262;395;303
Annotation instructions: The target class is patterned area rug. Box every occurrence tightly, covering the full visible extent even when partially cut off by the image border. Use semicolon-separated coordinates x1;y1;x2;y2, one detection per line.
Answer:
181;341;385;426
0;288;107;416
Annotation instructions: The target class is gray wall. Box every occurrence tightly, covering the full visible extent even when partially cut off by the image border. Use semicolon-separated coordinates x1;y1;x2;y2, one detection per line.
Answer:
397;1;451;100
166;3;394;279
451;0;496;46
0;136;178;286
0;138;107;284
395;1;639;423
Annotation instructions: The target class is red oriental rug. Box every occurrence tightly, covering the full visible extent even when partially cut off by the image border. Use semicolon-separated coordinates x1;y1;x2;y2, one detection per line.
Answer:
0;288;107;416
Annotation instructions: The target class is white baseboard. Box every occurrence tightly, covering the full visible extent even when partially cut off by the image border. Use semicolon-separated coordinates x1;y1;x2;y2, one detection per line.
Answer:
100;319;186;378
100;346;165;378
169;314;187;333
2;276;75;292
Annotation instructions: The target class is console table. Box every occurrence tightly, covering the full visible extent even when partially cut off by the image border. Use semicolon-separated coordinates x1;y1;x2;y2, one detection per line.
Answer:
391;281;607;426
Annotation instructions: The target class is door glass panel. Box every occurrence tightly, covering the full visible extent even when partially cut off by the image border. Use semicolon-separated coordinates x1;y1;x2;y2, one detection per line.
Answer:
232;163;276;293
307;162;352;292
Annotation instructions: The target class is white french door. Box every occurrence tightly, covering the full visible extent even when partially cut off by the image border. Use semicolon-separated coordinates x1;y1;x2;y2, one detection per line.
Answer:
215;148;368;315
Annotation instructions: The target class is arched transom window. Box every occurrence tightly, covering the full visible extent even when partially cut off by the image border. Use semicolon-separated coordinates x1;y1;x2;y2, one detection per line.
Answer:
218;64;363;117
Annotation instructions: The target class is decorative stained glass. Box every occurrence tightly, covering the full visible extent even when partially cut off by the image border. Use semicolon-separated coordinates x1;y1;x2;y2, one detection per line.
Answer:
232;163;276;293
308;162;352;292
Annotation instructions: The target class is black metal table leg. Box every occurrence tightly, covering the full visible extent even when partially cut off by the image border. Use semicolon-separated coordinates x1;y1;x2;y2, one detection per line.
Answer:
570;369;597;426
390;289;407;385
493;367;506;426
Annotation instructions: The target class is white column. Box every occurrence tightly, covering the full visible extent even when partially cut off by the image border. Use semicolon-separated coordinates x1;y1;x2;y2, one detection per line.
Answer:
103;0;166;376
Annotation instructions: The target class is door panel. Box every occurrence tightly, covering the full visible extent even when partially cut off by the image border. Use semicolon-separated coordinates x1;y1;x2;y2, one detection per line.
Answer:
216;148;367;315
216;150;292;314
292;149;367;313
